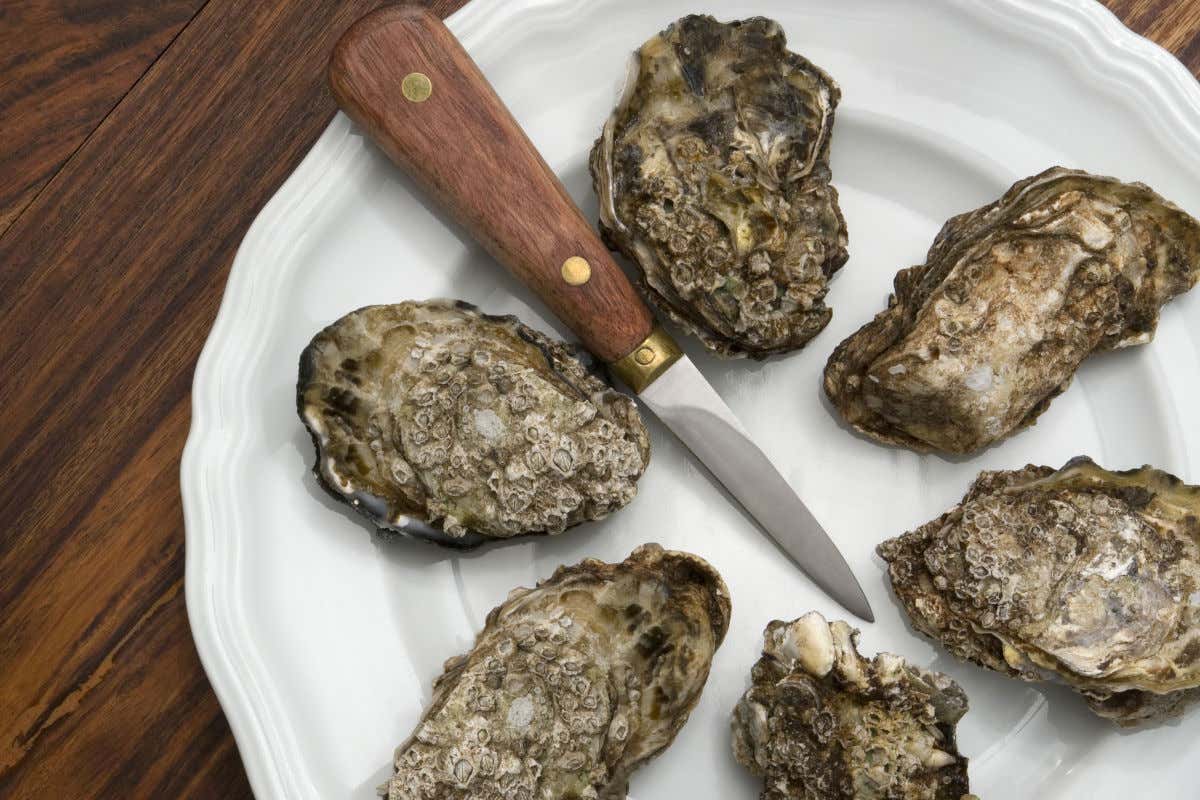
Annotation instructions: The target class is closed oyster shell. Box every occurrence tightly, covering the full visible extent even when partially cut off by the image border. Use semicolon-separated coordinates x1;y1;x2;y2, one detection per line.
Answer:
879;457;1200;726
732;612;972;800
825;167;1200;453
591;15;847;359
297;301;650;547
383;544;731;800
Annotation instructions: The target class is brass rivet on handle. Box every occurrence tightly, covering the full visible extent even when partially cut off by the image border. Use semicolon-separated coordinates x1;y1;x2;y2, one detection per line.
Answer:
561;256;592;286
402;72;433;102
634;347;655;365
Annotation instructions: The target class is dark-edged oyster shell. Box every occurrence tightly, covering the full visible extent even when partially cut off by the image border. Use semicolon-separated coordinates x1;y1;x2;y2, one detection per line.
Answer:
591;15;847;359
732;612;972;800
825;167;1200;453
879;457;1200;727
297;301;650;547
383;544;731;799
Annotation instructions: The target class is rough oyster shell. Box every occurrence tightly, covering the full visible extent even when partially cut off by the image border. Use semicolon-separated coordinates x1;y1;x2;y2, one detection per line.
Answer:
591;15;847;359
732;612;972;800
825;167;1200;453
383;543;731;799
879;457;1200;726
297;301;650;547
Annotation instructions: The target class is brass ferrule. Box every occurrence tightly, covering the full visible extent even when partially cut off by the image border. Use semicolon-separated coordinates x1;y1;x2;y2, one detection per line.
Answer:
610;327;683;394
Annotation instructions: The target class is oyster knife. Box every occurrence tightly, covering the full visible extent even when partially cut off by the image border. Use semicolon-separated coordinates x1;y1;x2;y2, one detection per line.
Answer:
328;6;873;622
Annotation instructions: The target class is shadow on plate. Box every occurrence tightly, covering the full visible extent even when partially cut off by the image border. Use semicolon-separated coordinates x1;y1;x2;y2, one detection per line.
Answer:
353;760;393;800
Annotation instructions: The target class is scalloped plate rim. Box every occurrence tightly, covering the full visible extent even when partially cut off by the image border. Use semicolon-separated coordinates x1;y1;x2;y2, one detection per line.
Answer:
182;1;1200;798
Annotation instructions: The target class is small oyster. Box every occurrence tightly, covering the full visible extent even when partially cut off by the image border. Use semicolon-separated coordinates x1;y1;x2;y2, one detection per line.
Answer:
879;457;1200;726
825;167;1200;453
383;544;731;799
591;15;847;359
732;612;972;800
297;301;650;546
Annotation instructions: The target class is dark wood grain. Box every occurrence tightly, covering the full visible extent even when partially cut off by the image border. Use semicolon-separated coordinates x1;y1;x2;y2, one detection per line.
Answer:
0;0;206;238
331;6;655;363
0;1;466;798
0;2;1196;798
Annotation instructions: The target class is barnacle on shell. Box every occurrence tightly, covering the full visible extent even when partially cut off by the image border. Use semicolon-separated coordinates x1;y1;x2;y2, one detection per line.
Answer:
297;300;650;547
732;612;972;800
825;167;1200;453
382;543;731;800
879;457;1200;726
591;15;847;359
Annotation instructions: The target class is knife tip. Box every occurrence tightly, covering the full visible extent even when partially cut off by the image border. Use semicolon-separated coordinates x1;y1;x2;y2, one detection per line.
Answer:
839;586;875;624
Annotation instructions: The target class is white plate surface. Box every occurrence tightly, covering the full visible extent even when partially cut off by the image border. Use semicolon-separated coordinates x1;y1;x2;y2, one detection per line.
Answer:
182;1;1200;797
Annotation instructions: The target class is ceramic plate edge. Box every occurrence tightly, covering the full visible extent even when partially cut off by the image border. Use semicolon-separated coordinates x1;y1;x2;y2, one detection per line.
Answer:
181;1;1200;797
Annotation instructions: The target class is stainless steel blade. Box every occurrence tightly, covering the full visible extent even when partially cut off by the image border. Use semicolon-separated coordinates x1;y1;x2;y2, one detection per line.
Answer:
637;356;874;622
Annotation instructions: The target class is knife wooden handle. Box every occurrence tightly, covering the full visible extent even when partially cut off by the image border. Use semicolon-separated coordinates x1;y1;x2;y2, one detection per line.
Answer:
328;5;655;364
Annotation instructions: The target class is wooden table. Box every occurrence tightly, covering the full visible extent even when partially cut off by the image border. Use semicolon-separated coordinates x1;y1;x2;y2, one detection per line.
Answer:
1;1;1197;796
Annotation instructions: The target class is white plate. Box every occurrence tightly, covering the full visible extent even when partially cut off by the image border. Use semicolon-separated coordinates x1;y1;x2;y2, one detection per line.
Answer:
182;1;1200;797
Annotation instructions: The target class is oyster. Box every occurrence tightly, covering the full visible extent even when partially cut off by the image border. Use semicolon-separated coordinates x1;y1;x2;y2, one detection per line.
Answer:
383;544;731;799
732;612;972;800
297;301;650;547
591;15;847;359
825;167;1200;453
879;457;1200;726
